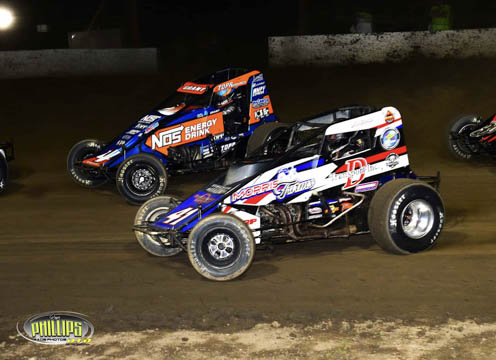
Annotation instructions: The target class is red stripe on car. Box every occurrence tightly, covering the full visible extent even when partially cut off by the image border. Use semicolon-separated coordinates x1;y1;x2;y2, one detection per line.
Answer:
243;192;270;205
335;146;407;173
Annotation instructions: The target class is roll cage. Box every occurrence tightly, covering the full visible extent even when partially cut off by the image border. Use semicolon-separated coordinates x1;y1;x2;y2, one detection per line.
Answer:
250;105;377;160
153;68;253;112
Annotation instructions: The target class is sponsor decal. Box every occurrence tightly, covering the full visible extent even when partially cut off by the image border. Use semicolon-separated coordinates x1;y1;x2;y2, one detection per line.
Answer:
126;129;141;135
194;192;215;204
144;122;159;134
330;204;340;213
150;126;183;150
252;98;270;109
212;71;260;94
114;114;163;146
220;142;236;153
244;218;257;225
232;180;279;202
206;184;231;194
177;82;212;94
342;158;366;189
341;202;353;210
214;80;247;93
329;158;380;190
254;107;270;119
147;114;224;155
273;178;315;200
185;118;219;140
252;85;266;97
349;116;376;129
277;167;297;183
17;311;94;345
135;123;148;130
252;73;264;84
308;207;323;215
355;181;379;193
385;110;395;123
232;167;315;202
202;146;212;156
390;193;406;227
140;115;161;124
385;153;399;168
249;96;273;124
381;128;401;150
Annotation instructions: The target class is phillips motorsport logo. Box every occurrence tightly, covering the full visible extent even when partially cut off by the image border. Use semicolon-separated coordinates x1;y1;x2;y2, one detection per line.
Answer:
17;311;94;345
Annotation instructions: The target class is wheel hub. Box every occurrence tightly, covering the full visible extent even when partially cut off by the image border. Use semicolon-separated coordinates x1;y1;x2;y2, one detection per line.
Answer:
454;124;478;154
132;168;155;191
208;234;235;260
400;200;435;239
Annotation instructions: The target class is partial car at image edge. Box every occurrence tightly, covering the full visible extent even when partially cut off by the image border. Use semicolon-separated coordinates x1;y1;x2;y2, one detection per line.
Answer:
0;141;14;193
447;113;496;160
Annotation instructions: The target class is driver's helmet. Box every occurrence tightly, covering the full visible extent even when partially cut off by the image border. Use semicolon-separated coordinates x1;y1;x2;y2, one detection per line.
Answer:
216;87;235;107
328;131;365;160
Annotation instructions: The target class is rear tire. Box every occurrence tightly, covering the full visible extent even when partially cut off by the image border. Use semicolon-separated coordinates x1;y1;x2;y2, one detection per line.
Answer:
134;196;183;257
116;153;168;205
368;179;444;254
67;139;108;188
446;114;479;160
187;214;255;281
0;155;7;193
246;122;289;157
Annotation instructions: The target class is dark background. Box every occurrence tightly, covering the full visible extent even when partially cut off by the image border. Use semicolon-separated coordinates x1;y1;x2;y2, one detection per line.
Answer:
2;1;496;51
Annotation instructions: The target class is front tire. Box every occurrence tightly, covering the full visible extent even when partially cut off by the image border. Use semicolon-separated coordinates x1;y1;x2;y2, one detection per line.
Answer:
187;214;255;281
67;139;108;188
446;114;479;160
134;196;183;257
368;179;444;255
0;155;7;193
116;153;168;205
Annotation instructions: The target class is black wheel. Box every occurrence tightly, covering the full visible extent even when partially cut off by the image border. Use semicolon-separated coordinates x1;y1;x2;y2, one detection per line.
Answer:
187;214;255;281
246;122;289;157
134;196;183;257
446;114;480;160
0;155;7;193
368;179;445;255
116;153;168;205
67;139;108;188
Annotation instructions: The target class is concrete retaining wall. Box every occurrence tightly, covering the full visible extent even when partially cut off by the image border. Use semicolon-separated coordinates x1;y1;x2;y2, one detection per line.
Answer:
269;28;496;66
0;48;158;78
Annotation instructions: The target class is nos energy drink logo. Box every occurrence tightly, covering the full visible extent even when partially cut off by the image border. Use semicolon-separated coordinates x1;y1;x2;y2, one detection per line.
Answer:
17;311;94;345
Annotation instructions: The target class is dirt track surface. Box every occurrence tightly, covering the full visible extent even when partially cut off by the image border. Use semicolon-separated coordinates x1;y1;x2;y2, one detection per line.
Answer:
1;59;496;358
